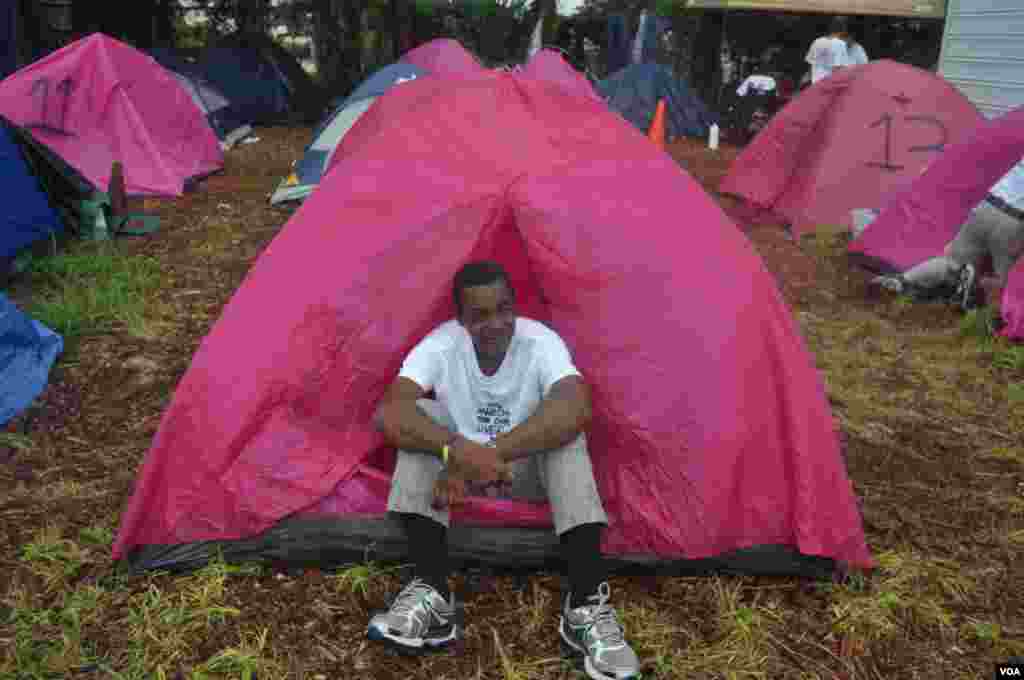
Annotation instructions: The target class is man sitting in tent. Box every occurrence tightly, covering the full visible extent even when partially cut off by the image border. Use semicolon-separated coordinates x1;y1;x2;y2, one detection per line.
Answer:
868;160;1024;310
369;260;640;680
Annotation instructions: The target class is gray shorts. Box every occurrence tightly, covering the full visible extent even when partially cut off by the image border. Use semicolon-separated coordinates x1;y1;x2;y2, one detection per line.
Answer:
386;399;608;534
899;200;1024;288
946;200;1024;284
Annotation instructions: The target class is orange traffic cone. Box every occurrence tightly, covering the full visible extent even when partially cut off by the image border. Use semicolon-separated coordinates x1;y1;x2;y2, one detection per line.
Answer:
648;99;667;149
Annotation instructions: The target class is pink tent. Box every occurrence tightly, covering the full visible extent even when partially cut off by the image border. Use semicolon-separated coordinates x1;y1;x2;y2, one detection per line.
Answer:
0;33;222;196
521;49;602;102
720;60;981;238
113;71;872;575
401;39;486;78
849;105;1024;341
1004;260;1024;340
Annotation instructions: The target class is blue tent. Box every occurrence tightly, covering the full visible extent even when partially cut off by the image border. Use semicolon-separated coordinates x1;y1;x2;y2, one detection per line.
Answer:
606;15;630;75
148;48;253;146
270;62;425;205
1;116;65;270
198;35;324;125
633;13;672;65
0;292;63;427
0;0;18;80
596;63;718;140
196;47;293;125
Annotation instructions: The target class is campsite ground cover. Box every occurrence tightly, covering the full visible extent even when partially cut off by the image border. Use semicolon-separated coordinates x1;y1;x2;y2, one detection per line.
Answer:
1;129;1022;680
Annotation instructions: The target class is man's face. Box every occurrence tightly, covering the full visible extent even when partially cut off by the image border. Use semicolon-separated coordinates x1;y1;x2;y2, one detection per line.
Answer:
458;280;516;361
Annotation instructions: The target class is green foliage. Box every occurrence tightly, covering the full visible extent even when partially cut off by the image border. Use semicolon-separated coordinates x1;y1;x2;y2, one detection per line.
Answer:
175;14;209;50
21;244;164;339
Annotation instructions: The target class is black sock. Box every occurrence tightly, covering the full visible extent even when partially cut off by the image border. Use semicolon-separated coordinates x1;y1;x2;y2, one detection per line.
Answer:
400;513;451;600
560;522;607;608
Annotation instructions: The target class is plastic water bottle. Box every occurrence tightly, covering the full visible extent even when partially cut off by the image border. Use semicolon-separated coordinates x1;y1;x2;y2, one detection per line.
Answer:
709;124;720;150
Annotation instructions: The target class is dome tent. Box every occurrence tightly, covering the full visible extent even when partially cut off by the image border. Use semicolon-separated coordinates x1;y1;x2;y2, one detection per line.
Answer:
1;114;65;267
596;63;718;141
270;49;599;207
113;70;872;577
0;33;223;197
148;48;253;148
520;48;602;103
400;38;485;78
200;32;326;126
720;60;982;238
268;40;486;207
269;62;425;206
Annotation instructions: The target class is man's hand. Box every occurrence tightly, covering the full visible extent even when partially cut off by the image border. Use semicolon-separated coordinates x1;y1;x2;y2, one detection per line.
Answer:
432;468;469;510
449;437;512;484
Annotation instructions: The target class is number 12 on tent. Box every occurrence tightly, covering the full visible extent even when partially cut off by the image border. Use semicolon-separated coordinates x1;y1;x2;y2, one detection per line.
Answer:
866;112;948;172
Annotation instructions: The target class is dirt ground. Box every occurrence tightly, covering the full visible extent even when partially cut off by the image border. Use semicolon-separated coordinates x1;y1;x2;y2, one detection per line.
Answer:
1;128;1022;679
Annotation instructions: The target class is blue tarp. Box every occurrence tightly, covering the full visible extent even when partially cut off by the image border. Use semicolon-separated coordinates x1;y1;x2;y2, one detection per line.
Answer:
597;63;719;140
0;292;63;426
1;116;65;268
0;0;18;80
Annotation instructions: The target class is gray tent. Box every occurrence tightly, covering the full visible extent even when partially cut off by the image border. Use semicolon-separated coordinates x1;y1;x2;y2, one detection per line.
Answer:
270;62;425;205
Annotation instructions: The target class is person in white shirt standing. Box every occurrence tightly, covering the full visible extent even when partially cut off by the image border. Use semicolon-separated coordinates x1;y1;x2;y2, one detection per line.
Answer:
369;261;640;680
806;17;850;84
845;36;869;66
843;23;868;66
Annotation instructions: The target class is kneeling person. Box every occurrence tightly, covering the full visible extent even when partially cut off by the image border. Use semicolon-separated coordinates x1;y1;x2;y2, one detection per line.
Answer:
369;260;640;680
868;161;1024;310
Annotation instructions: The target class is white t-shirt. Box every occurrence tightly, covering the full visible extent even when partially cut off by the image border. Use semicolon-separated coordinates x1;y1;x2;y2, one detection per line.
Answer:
846;42;868;66
806;36;848;83
398;318;581;445
990;160;1024;212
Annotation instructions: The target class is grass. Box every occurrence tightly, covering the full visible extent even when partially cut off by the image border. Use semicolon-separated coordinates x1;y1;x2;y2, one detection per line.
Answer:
3;530;278;680
18;242;165;340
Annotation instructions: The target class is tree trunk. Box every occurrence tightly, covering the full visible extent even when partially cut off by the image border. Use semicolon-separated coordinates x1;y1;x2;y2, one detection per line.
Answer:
390;0;400;60
237;0;269;38
312;0;345;91
690;10;724;107
152;0;175;48
540;0;557;45
313;0;365;97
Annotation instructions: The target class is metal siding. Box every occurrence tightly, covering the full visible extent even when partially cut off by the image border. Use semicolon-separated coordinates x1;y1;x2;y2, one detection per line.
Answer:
939;0;1024;118
685;0;945;16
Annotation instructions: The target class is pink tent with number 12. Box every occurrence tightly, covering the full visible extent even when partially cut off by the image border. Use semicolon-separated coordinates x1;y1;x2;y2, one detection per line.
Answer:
0;33;223;196
720;60;982;237
849;105;1024;342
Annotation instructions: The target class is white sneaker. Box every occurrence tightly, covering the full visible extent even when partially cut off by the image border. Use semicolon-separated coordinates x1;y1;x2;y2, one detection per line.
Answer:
367;579;458;651
871;275;905;293
559;582;640;679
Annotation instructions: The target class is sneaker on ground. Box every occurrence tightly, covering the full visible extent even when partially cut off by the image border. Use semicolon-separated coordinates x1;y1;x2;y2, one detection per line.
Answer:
955;263;978;310
367;578;458;651
870;275;905;293
560;582;640;680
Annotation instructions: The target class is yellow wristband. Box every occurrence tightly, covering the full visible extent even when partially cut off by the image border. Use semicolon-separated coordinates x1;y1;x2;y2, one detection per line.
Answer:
442;444;450;466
